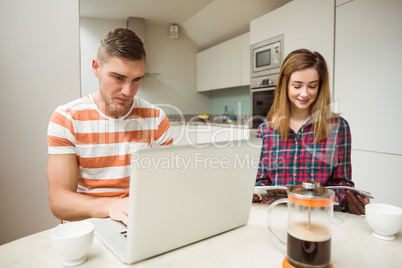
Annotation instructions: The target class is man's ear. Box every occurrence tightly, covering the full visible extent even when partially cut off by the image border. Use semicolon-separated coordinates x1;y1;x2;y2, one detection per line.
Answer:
92;59;100;78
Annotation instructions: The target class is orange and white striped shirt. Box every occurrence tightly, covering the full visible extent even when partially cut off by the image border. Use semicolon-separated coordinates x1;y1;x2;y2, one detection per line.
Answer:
47;94;173;197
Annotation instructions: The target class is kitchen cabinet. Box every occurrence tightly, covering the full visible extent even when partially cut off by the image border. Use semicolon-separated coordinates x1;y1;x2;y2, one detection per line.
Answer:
196;125;250;144
335;0;401;155
283;0;334;83
334;0;402;207
239;33;251;86
170;124;197;145
219;37;240;89
196;46;220;92
250;0;334;89
250;6;285;46
196;32;250;92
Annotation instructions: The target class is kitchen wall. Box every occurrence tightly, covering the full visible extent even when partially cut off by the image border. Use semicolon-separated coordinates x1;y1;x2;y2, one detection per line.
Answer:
80;18;126;95
80;17;211;116
0;0;80;245
209;86;250;116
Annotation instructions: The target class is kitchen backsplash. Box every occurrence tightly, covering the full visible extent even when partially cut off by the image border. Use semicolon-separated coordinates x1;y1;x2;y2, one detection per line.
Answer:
167;114;251;125
209;86;250;115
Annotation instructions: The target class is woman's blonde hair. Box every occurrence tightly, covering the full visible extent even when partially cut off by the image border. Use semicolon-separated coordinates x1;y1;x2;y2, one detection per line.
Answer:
267;49;333;142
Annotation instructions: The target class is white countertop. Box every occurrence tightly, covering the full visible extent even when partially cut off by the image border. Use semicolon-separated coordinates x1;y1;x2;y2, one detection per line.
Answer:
1;204;401;267
170;121;252;128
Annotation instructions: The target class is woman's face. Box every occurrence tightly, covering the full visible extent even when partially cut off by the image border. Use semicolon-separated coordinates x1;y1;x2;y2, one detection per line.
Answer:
287;68;319;115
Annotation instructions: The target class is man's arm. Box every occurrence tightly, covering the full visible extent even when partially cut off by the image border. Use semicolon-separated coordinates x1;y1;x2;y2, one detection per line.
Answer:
46;154;129;224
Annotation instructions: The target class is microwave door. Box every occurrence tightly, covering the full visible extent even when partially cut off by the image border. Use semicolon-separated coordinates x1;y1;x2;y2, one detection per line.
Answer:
250;35;283;78
256;49;271;69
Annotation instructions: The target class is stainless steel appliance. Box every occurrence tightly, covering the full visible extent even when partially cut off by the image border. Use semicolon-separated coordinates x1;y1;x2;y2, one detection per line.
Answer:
250;74;278;129
250;34;284;78
250;35;284;129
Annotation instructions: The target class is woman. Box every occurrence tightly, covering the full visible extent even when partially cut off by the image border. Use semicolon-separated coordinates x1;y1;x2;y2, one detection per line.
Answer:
255;49;369;215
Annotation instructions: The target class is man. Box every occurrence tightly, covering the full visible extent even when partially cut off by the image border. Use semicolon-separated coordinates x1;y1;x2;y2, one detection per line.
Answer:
47;28;173;225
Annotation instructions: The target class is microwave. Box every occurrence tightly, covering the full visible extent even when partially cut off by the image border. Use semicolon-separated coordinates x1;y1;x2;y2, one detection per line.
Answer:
250;34;284;78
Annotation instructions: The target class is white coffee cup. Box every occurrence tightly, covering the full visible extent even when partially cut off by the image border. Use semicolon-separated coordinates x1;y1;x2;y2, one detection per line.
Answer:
365;203;402;241
51;221;94;266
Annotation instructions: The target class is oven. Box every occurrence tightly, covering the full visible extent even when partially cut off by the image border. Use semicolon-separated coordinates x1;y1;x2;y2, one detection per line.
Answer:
250;73;278;129
250;35;283;129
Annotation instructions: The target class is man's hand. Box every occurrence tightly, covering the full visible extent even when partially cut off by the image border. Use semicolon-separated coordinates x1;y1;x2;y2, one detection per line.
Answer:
344;190;370;215
108;198;129;225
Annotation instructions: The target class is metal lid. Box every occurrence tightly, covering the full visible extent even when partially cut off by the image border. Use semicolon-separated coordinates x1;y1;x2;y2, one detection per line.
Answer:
287;181;335;207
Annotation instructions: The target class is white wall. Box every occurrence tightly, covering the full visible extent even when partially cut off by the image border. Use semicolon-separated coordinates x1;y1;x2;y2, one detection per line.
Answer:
80;17;126;96
0;0;81;245
80;18;211;116
334;0;402;207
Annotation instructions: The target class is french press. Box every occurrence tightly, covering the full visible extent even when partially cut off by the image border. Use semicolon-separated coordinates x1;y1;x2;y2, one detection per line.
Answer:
267;181;335;268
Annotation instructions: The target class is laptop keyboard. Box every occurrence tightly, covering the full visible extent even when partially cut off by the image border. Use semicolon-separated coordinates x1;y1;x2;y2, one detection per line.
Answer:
119;230;128;239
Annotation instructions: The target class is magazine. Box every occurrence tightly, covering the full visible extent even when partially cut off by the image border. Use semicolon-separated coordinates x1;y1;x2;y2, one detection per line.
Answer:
253;186;287;204
254;185;373;204
324;186;374;199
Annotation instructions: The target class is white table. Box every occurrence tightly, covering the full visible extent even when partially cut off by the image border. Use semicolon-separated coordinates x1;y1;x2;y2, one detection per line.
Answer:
1;204;401;267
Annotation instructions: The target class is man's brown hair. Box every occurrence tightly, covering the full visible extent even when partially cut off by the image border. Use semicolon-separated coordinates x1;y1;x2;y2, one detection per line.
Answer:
97;28;146;66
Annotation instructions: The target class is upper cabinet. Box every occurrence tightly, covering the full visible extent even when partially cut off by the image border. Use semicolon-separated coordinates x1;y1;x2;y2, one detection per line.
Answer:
239;33;251;86
196;32;250;92
250;5;285;46
283;0;334;76
250;0;334;89
196;45;220;92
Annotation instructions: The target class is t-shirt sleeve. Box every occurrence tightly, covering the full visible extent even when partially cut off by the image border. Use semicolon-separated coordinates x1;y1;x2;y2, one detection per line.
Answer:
47;106;76;154
154;109;173;147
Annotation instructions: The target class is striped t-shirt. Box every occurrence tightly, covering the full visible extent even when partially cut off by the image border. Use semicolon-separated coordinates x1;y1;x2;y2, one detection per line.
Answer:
47;94;173;197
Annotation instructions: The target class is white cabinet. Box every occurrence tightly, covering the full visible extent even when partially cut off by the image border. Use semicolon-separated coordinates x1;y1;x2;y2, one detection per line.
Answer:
282;0;334;56
250;6;285;45
219;37;240;89
283;0;334;88
250;0;334;89
239;33;250;86
352;151;402;208
196;46;219;92
335;0;402;209
196;32;250;92
334;0;402;155
170;124;198;145
196;125;250;144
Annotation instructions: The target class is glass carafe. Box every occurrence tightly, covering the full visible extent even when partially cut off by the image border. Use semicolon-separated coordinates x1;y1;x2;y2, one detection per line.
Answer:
267;181;335;268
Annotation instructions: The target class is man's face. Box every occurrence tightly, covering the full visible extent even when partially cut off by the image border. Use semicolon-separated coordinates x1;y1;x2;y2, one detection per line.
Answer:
92;56;145;117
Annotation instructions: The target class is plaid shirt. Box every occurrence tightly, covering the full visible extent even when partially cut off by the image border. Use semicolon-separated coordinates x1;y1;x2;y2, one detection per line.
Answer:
256;115;353;212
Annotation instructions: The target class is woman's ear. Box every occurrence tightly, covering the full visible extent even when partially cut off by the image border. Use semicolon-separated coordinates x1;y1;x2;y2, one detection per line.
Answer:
92;59;100;78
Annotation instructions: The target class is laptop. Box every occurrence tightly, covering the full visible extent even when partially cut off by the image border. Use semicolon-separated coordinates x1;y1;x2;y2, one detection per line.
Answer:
93;138;262;264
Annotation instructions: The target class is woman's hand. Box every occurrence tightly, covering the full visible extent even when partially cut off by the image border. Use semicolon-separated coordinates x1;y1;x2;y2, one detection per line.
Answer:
344;190;370;215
